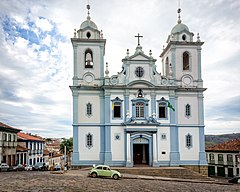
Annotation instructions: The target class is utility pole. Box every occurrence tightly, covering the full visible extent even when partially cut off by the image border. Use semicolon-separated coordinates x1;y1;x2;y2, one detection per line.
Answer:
64;145;67;171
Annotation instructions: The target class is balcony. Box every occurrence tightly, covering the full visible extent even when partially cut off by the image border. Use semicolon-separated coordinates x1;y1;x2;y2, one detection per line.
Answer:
218;160;224;165
227;161;233;166
209;160;215;164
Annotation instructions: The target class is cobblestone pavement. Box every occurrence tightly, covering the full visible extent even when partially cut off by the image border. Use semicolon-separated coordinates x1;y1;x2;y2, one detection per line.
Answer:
0;170;239;192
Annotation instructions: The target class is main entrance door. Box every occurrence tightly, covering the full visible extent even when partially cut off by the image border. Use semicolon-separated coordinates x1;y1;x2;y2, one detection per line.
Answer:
133;144;149;165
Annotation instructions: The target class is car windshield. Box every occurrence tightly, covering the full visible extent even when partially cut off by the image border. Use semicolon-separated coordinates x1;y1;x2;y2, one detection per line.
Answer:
35;163;43;166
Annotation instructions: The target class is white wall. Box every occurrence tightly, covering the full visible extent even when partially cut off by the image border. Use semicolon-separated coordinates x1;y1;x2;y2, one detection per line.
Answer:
78;127;100;161
111;126;125;161
157;127;170;161
179;128;199;160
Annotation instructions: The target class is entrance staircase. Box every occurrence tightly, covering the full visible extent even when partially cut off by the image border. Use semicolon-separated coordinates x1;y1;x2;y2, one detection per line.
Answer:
115;167;211;180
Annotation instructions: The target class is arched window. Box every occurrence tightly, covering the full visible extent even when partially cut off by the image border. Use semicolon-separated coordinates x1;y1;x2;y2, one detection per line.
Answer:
183;52;189;70
136;102;145;118
85;49;93;68
185;104;191;117
165;57;169;76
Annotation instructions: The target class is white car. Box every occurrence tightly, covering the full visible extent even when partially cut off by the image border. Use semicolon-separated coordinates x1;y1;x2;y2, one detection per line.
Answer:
24;165;32;171
0;163;9;172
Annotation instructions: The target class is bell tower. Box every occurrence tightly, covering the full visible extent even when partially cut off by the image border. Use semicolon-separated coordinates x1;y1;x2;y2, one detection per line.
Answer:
71;4;106;87
160;8;204;88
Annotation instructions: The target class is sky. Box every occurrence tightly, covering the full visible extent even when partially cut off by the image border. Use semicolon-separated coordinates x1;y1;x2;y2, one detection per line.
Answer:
0;0;239;138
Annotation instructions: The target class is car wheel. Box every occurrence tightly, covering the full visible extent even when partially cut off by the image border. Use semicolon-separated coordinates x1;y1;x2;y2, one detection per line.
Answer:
113;174;119;180
92;172;97;178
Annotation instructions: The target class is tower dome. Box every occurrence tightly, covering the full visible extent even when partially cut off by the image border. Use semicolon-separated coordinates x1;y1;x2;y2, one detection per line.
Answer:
171;23;189;34
80;16;98;30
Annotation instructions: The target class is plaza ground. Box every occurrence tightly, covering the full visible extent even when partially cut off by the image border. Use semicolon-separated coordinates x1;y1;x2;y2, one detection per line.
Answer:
0;169;239;192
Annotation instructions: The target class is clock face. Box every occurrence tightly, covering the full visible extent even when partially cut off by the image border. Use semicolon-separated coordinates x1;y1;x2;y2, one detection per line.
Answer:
135;67;144;77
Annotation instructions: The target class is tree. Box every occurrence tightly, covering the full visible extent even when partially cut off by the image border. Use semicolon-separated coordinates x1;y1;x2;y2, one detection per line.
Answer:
59;137;73;167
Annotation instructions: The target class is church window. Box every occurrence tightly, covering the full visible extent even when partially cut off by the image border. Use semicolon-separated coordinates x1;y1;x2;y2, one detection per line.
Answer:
135;66;144;77
113;102;121;118
182;34;186;41
183;52;190;70
165;57;169;76
157;97;168;119
111;97;123;119
86;31;91;39
86;133;93;149
136;102;145;118
161;133;166;140
186;133;192;149
86;103;92;116
185;104;191;117
85;49;93;68
115;133;120;140
159;102;167;118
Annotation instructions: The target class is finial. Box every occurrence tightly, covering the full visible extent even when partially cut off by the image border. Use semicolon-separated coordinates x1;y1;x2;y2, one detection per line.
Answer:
74;29;77;38
197;33;201;42
126;49;129;57
177;0;182;24
105;62;109;77
100;30;103;39
86;3;91;20
149;50;152;57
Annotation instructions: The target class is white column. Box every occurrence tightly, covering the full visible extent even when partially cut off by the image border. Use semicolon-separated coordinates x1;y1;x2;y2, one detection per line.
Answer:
152;133;157;166
126;133;131;166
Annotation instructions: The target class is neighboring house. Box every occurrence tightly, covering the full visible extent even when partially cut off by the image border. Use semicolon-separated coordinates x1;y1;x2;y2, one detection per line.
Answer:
206;138;240;177
0;122;21;166
17;132;45;166
49;153;64;167
16;145;28;165
43;149;50;166
70;4;207;174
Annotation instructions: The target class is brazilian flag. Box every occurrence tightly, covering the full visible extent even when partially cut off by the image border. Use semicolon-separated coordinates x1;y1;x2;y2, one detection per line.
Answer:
167;101;175;111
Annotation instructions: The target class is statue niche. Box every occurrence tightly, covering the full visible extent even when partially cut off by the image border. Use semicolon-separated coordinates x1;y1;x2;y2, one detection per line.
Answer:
85;49;93;68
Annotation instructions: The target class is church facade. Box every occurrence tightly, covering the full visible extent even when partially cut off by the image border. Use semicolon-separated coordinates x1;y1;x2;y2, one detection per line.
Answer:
70;6;208;172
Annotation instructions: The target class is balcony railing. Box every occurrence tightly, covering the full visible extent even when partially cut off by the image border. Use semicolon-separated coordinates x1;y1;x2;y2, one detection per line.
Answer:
209;160;215;164
218;160;224;165
227;161;233;166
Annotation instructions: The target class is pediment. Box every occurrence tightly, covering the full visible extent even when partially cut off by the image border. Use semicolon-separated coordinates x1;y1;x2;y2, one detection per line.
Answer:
127;80;155;88
130;54;149;61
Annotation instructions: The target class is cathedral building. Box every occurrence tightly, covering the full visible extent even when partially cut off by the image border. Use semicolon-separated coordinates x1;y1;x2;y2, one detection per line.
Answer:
70;5;208;173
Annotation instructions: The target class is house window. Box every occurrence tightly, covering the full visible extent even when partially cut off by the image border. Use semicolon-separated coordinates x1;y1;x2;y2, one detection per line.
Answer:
209;154;215;161
136;102;145;118
85;49;93;68
227;154;233;162
185;104;191;117
86;103;92;116
113;102;121;118
8;134;11;141
86;133;93;149
183;51;189;70
218;154;223;163
4;133;7;141
186;133;192;149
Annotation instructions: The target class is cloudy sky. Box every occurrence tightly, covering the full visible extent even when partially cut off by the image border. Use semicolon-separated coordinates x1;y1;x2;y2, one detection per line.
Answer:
0;0;239;138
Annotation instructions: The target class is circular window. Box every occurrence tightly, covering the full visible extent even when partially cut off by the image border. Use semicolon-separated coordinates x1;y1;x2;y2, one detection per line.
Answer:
135;67;144;77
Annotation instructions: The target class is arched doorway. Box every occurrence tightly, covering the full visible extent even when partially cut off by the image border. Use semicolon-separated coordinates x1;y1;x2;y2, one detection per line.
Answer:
131;133;152;166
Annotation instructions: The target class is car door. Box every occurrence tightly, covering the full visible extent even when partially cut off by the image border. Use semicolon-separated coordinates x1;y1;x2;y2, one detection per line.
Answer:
102;166;111;177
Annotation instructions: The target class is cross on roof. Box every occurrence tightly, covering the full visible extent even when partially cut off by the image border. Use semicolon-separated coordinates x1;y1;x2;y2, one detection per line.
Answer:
135;33;143;46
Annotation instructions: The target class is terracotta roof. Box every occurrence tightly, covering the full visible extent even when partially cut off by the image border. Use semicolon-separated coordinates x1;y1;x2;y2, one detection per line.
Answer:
43;149;50;155
17;145;29;151
0;122;21;132
206;138;240;152
17;132;44;142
